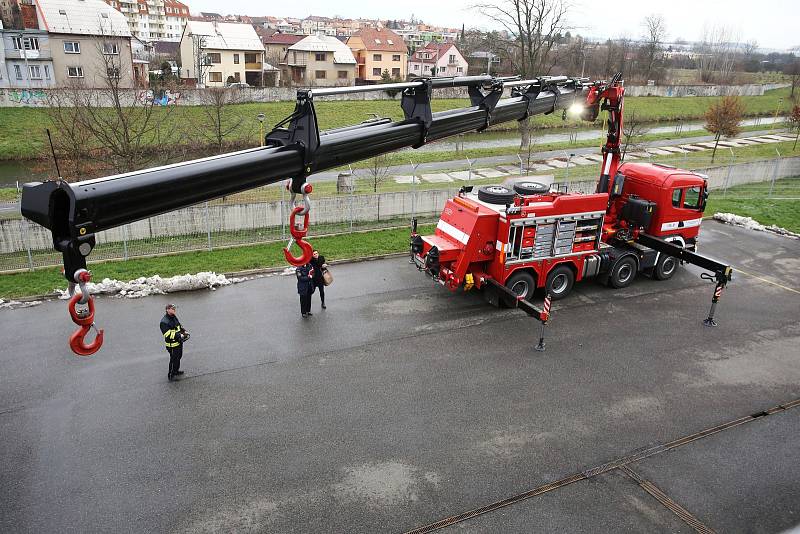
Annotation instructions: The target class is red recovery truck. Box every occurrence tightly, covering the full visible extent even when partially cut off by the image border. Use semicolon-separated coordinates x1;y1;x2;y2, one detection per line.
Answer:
411;74;732;328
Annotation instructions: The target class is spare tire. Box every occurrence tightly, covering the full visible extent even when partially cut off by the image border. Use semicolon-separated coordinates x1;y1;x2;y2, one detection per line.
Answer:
477;185;516;205
513;181;549;195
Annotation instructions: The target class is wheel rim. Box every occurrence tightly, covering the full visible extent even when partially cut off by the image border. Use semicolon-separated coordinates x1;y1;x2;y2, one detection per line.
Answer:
618;263;633;284
511;280;529;297
551;273;568;294
486;186;508;194
662;257;676;275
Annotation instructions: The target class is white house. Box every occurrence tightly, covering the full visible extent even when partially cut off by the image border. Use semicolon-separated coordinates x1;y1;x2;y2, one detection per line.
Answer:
408;42;468;78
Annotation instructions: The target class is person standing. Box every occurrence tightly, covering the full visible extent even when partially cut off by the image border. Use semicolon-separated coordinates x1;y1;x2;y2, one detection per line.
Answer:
296;262;315;318
160;303;189;381
310;249;328;309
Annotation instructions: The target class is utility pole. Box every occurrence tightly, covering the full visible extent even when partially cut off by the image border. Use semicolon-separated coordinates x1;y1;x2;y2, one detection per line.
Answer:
192;34;208;87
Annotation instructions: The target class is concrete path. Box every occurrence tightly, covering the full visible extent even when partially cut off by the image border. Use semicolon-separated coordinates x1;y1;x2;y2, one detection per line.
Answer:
1;222;799;532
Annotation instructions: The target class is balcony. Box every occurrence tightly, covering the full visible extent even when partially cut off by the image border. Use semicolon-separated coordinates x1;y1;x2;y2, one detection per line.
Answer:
245;62;262;70
5;49;52;60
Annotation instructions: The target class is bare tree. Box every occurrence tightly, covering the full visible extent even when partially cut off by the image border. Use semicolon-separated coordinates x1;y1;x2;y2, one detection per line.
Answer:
365;154;392;192
789;105;800;150
194;88;253;154
696;25;738;84
783;59;800;100
48;32;183;176
621;111;650;161
642;14;666;81
475;0;570;149
704;96;745;163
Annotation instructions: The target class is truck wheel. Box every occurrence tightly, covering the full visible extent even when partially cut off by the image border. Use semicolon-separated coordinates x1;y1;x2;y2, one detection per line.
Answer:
545;265;574;300
513;181;549;195
654;254;678;281
477;185;516;204
609;256;637;289
505;271;536;302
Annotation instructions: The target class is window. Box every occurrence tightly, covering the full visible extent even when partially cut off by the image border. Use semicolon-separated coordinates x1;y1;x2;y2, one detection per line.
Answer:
372;67;381;76
392;68;400;76
449;54;455;63
63;41;80;53
28;65;42;79
315;70;326;79
374;39;381;44
683;186;702;209
14;65;22;80
208;71;222;82
315;52;326;61
392;54;400;61
12;36;39;51
67;66;84;78
44;65;50;79
245;53;258;63
373;54;382;61
387;39;393;44
233;53;239;64
456;67;463;73
103;42;120;55
413;64;419;70
106;67;120;79
671;188;682;207
337;70;348;79
207;53;221;64
439;66;445;73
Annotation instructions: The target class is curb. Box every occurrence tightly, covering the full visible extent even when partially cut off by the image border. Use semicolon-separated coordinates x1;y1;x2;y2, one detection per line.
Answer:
5;251;412;303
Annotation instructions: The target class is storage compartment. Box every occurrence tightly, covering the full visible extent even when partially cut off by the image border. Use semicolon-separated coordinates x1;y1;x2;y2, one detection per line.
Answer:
621;196;656;229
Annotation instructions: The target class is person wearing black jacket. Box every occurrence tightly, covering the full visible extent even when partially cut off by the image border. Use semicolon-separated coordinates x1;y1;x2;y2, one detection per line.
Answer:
159;303;189;381
310;250;328;309
296;262;315;318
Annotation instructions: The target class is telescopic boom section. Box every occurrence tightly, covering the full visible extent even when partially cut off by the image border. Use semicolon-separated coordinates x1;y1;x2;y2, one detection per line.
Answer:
21;75;591;283
581;72;624;195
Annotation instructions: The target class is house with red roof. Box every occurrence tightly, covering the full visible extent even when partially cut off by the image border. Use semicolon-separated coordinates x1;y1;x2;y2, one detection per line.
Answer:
408;42;468;78
346;27;407;81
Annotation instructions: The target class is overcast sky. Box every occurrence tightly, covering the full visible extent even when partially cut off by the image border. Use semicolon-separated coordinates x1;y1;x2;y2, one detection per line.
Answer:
187;0;798;51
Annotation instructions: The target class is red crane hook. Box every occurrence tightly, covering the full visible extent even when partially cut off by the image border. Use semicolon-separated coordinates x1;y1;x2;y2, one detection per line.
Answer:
283;182;314;266
67;273;104;356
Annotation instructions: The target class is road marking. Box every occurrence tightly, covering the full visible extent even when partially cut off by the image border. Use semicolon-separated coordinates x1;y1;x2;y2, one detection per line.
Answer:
733;267;800;295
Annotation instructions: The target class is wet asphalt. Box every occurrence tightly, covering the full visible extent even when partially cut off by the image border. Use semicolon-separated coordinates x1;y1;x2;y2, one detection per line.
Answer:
1;222;799;533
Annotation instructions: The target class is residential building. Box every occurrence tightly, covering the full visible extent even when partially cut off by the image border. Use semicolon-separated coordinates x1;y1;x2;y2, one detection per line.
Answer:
346;27;407;82
261;31;302;68
103;0;189;42
31;0;138;88
0;5;55;89
408;42;468;77
284;34;356;86
179;20;266;86
393;23;458;52
300;16;335;36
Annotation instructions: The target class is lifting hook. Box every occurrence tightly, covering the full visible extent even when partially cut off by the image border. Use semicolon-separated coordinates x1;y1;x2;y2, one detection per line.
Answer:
284;182;314;266
67;269;104;356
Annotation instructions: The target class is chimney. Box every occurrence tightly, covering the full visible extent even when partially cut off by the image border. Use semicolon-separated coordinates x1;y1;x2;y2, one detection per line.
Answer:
21;3;39;30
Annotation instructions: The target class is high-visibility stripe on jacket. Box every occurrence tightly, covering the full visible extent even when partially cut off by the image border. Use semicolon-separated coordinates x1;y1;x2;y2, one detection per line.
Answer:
159;314;183;348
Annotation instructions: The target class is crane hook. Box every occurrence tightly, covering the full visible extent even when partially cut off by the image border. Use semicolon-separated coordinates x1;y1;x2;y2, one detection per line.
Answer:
66;270;105;356
283;182;314;266
69;323;105;356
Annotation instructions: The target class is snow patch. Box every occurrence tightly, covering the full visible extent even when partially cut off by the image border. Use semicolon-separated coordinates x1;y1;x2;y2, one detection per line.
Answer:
56;272;241;300
714;213;800;239
0;299;43;310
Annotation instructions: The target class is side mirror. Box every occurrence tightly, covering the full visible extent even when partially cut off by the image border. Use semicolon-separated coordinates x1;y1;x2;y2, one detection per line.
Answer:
610;173;625;198
700;181;709;212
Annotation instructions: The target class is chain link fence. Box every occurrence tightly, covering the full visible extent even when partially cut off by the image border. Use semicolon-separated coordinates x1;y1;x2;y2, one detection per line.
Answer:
2;154;798;273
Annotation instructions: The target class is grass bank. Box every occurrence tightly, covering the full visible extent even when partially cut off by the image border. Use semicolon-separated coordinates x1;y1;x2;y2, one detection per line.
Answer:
0;87;792;161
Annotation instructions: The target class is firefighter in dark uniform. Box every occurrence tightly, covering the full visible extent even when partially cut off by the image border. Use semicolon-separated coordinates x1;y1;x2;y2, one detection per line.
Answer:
160;303;189;381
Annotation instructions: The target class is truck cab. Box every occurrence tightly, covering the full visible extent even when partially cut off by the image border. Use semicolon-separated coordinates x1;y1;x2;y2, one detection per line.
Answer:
612;163;707;247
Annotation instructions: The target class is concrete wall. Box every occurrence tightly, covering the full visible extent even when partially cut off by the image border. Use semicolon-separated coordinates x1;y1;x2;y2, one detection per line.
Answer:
0;82;789;107
624;83;787;97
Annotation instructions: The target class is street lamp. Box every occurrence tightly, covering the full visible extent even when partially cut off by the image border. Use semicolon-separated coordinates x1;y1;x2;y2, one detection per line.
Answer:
771;98;783;130
257;113;266;147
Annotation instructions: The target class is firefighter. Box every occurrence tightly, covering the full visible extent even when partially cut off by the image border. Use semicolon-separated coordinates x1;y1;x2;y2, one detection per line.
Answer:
160;303;189;381
310;249;328;309
296;262;315;318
